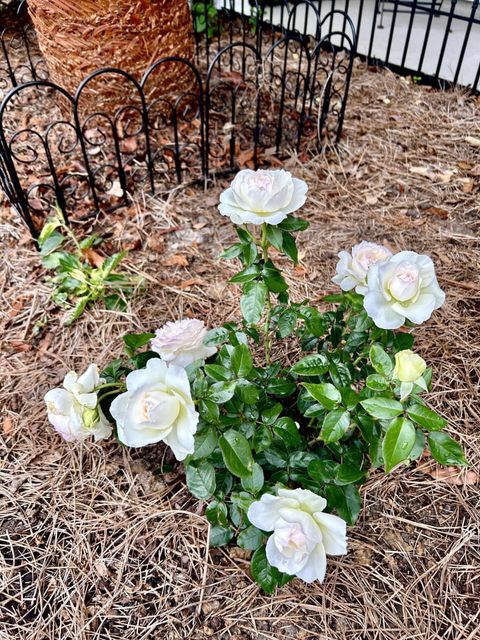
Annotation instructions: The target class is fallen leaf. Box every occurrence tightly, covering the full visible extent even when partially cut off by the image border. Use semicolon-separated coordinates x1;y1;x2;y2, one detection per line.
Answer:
38;332;54;356
81;247;105;267
423;206;449;219
179;277;206;289
409;166;434;179
465;136;480;147
10;340;31;352
107;181;124;198
120;137;138;154
163;254;189;267
437;170;455;183
3;416;13;435
460;178;475;193
420;462;478;486
7;297;25;319
237;147;255;169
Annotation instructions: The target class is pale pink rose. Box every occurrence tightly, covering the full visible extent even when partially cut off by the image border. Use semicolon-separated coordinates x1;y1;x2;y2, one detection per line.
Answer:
151;319;217;367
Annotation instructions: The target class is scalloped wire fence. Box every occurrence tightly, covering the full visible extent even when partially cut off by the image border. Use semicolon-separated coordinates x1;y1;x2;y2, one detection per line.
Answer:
0;7;356;240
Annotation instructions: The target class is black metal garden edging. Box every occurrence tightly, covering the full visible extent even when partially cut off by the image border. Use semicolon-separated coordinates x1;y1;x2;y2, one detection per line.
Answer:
0;4;357;239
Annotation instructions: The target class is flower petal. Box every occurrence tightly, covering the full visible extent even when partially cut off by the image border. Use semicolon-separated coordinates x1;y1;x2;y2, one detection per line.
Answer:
295;544;327;583
313;512;348;555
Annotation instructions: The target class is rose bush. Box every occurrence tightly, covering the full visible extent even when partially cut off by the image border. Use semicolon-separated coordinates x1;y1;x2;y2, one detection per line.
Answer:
44;169;466;593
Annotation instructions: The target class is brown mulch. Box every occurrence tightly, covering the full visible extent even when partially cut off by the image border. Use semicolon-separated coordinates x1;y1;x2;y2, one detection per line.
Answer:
1;61;480;640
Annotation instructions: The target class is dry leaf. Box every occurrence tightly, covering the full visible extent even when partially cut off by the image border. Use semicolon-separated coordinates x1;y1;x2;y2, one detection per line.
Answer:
107;181;124;198
465;136;480;147
163;254;189;267
81;247;105;267
409;166;434;178
7;298;25;319
421;463;478;486
423;207;449;219
120;137;138;154
437;170;455;183
3;416;13;435
179;277;206;289
10;340;31;352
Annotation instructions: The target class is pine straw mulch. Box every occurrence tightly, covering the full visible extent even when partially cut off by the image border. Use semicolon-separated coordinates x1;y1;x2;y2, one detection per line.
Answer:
1;61;480;640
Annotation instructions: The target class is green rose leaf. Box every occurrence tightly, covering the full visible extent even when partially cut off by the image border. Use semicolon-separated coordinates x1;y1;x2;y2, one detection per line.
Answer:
369;344;394;377
382;417;416;472
204;364;231;382
428;432;467;466
360;397;403;420
123;332;155;356
219;429;254;477
303;382;342;410
262;261;288;293
326;484;361;526
205;500;229;527
407;403;447;431
185;461;216;500
240;282;268;324
241;462;265;494
320;410;350;443
231;344;253;378
203;327;229;346
208;381;237;404
278;215;309;232
210;525;234;547
308;459;339;483
366;374;389;391
192;426;218;460
291;353;329;376
235;379;260;405
335;463;365;486
251;545;292;594
238;525;265;551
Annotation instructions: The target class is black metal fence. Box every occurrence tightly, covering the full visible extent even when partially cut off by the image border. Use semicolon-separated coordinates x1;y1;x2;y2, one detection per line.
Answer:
0;5;356;238
216;0;479;91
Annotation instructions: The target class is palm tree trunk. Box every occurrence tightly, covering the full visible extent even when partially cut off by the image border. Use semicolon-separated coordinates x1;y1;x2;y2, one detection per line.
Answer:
27;0;195;109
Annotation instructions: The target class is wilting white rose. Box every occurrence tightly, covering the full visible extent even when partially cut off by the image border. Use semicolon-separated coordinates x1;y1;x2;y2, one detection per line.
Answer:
248;488;347;583
364;251;445;329
109;358;199;460
218;169;308;226
151;319;217;368
44;364;112;442
332;241;393;294
393;349;427;383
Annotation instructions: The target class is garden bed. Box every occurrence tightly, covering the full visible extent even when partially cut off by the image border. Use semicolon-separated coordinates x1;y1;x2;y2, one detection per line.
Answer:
1;60;479;639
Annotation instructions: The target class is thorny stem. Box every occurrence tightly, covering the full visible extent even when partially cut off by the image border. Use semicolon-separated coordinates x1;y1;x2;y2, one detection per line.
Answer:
261;223;272;365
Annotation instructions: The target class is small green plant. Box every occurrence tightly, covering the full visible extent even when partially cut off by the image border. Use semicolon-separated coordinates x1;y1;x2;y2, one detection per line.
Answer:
192;1;221;38
38;208;141;325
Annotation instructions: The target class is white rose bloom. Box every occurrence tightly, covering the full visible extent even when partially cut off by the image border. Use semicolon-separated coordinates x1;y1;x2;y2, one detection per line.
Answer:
332;241;393;294
218;169;308;226
248;488;347;583
44;364;112;442
109;358;199;460
151;319;217;368
364;251;445;330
